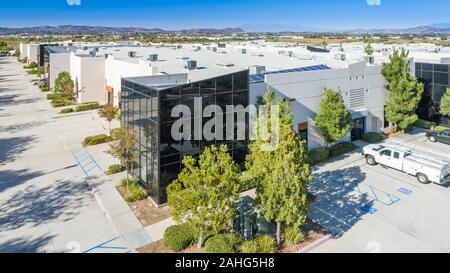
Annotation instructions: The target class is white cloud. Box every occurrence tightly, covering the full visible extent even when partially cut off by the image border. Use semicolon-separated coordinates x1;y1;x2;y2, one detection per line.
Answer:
367;0;382;6
66;0;81;6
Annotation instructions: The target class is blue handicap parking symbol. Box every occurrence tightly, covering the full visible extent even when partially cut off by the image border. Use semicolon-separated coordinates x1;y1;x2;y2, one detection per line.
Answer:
397;188;413;195
360;205;377;214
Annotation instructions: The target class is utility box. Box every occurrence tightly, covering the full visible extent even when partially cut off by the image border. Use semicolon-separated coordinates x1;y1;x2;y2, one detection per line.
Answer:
149;54;158;62
232;196;276;241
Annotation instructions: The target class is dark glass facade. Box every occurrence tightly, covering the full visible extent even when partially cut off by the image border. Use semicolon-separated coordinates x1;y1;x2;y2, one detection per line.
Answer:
416;62;450;125
121;70;250;205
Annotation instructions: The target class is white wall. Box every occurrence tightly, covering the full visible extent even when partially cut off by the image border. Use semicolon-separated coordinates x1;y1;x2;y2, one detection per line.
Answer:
70;53;106;104
250;61;388;150
105;57;154;107
49;52;70;89
19;43;28;60
26;44;39;65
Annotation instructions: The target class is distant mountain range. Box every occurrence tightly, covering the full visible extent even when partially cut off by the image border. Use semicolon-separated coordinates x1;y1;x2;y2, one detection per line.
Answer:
0;25;244;35
1;24;450;35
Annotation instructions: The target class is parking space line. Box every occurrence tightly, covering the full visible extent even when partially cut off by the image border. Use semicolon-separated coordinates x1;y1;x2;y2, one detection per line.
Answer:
83;236;131;253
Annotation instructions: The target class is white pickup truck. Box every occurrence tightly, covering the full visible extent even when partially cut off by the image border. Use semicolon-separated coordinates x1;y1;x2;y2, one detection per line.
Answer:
362;144;450;185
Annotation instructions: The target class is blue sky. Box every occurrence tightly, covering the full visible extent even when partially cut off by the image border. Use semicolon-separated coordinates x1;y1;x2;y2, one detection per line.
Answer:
0;0;449;30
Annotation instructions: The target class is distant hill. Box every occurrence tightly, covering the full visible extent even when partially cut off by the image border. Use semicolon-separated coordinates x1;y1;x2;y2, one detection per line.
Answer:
0;25;244;35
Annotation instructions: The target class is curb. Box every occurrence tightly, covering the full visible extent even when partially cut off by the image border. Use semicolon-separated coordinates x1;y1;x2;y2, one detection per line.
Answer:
296;234;334;253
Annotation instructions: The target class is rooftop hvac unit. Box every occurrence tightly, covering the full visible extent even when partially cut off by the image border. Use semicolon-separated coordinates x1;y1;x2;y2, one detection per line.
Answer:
82;46;88;50
212;47;218;52
239;48;247;54
364;55;375;64
128;51;137;58
149;54;158;62
218;43;226;48
249;65;266;75
187;60;197;70
335;53;346;61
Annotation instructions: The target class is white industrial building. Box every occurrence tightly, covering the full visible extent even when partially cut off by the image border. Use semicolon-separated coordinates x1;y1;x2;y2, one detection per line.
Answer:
47;40;450;149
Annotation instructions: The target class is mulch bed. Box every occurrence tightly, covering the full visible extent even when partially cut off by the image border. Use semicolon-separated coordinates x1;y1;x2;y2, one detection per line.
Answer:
116;186;172;227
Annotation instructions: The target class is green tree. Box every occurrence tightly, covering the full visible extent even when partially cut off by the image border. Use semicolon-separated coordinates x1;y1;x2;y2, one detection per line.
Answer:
439;88;450;117
109;124;138;191
364;42;374;56
98;104;116;135
167;145;241;249
54;71;75;102
382;49;410;88
385;75;424;131
382;49;424;132
315;88;352;147
246;91;311;247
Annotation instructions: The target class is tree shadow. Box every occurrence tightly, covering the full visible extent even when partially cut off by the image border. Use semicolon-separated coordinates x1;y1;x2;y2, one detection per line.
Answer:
0;234;56;253
0;121;47;134
0;169;44;193
0;136;35;165
308;166;373;238
0;179;90;232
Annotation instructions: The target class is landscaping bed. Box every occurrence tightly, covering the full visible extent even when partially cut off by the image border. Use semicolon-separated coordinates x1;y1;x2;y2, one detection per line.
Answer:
137;218;328;253
116;186;172;227
278;218;328;253
137;240;205;253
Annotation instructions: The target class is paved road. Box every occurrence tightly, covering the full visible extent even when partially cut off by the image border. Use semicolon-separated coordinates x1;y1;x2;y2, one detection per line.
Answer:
0;57;128;253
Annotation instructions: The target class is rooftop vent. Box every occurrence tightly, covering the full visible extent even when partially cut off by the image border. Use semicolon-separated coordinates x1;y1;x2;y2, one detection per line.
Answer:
149;54;158;62
186;60;197;70
128;51;137;58
216;61;234;67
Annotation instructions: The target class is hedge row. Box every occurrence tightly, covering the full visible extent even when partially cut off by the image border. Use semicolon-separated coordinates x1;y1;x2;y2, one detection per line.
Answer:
76;102;100;112
414;119;437;130
361;132;384;143
83;134;111;146
308;142;358;165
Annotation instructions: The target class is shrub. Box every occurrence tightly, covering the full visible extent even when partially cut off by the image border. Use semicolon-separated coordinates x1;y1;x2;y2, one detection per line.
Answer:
83;134;111;146
60;108;74;114
76;102;100;112
163;224;194;252
329;142;357;157
110;128;121;140
40;87;50;92
105;164;124;175
46;93;58;100
362;132;384;144
284;226;305;244
51;99;66;108
434;126;449;132
119;177;148;202
205;233;240;253
414;119;437;129
308;148;329;164
241;235;276;253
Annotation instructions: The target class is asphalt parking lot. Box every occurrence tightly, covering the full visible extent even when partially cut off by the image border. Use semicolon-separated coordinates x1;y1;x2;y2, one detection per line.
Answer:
309;133;450;253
